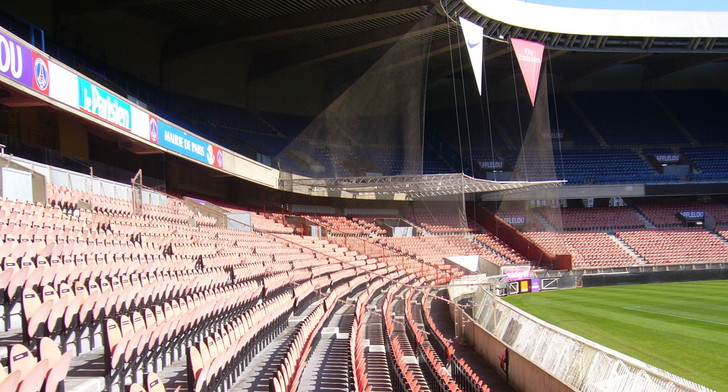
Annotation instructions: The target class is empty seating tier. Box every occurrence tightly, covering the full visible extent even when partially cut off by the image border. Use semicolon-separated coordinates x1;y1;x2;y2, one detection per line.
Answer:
556;207;645;231
525;231;641;268
1;184;502;392
616;228;728;264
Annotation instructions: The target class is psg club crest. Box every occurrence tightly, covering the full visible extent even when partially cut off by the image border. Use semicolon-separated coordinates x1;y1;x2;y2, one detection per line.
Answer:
149;117;159;143
33;56;49;93
217;149;223;167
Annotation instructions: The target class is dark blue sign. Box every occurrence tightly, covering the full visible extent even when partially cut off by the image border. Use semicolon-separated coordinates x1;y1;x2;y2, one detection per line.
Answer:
679;211;705;219
501;215;526;225
654;154;681;163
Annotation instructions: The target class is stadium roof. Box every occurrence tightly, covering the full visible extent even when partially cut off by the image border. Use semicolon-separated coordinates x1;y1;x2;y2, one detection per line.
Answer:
47;0;728;91
525;0;728;12
447;0;728;52
60;0;448;82
464;0;728;37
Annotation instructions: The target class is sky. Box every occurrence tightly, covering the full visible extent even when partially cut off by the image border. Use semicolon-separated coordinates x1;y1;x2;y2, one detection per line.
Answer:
520;0;728;11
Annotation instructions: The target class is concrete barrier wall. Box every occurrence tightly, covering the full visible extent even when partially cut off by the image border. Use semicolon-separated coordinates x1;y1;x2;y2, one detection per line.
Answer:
583;268;728;287
454;286;713;392
452;303;576;392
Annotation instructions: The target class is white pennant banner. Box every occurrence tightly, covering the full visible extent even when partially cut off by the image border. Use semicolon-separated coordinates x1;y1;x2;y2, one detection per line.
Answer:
459;17;484;95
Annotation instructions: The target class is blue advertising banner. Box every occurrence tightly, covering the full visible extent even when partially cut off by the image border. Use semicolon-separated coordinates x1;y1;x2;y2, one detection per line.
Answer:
0;26;228;173
157;119;223;168
78;77;132;130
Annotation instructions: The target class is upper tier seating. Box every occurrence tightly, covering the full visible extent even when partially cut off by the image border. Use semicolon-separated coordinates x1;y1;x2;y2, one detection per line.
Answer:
502;148;664;185
525;231;641;268
682;146;728;182
348;215;390;236
548;94;599;146
616;228;728;264
655;90;728;145
556;207;645;231
495;209;548;232
302;214;371;236
572;91;689;146
633;201;728;227
409;213;478;234
377;235;527;267
472;234;530;265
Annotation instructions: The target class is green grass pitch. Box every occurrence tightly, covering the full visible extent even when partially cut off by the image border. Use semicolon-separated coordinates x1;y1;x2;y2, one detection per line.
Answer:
502;280;728;391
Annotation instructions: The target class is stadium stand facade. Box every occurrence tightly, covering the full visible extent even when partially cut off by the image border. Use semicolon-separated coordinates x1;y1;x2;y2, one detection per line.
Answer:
0;1;726;392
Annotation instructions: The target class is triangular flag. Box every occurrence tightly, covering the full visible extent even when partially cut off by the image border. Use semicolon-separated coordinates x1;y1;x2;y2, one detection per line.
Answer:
511;38;545;106
459;17;484;95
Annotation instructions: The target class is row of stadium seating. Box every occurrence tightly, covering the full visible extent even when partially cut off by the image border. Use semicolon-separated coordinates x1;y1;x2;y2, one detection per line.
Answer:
376;235;523;267
250;205;728;268
2;183;484;392
409;212;479;234
402;287;463;392
301;214;388;236
633;201;728;226
505;202;728;231
3;175;728;377
4;181;728;391
350;277;389;392
1;337;72;392
525;231;641;268
8;185;728;277
616;228;728;264
500;202;728;267
433;90;726;149
525;227;728;267
555;207;645;230
469;145;728;185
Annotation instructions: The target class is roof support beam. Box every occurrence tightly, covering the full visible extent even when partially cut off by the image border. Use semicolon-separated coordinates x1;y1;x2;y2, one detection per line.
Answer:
429;45;567;86
427;45;509;82
562;52;652;84
163;0;431;58
251;18;449;80
59;0;182;13
644;53;728;81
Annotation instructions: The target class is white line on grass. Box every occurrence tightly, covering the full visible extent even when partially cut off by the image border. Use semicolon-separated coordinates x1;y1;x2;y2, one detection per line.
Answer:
623;306;728;326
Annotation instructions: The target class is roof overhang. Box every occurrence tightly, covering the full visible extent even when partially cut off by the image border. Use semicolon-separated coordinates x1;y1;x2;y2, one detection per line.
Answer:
464;0;728;38
444;0;728;52
282;173;564;199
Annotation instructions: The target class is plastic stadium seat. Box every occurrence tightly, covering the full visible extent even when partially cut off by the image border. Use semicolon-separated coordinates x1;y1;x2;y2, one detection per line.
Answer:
8;343;51;392
128;383;146;392
145;371;180;392
21;287;54;341
39;337;73;392
6;266;30;302
0;365;21;392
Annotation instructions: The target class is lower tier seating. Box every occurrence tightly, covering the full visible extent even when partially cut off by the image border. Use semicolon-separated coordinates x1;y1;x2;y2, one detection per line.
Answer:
1;188;494;392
